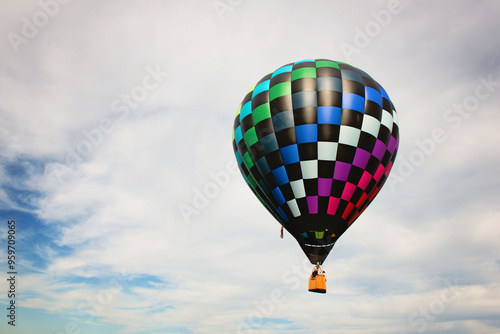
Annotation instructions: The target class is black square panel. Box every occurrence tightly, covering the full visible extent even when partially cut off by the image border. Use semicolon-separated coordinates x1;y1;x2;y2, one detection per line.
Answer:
342;80;365;96
318;90;342;107
347;165;365;184
270;96;293;115
362;75;380;90
293;61;316;69
275;127;296;147
270;71;292;85
318;160;335;178
285;162;302;181
298;142;318;160
280;183;295;201
292;78;317;93
265;150;283;170
318;124;340;142
377;125;391;143
293;107;317;125
240;114;254;133
316;66;341;78
341;109;363;129
330;179;345;197
364;100;383;120
303;178;318;196
255;118;275;139
336;144;357;164
358;131;377;152
251;90;269;109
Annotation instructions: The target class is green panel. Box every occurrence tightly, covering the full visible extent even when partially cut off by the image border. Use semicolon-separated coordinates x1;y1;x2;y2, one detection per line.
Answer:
315;231;324;239
247;173;258;189
316;60;339;69
243;151;254;169
243;127;258;148
269;82;291;101
252;103;271;124
291;67;316;80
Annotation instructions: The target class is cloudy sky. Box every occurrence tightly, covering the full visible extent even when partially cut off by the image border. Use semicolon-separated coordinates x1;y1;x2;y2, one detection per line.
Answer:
1;0;499;333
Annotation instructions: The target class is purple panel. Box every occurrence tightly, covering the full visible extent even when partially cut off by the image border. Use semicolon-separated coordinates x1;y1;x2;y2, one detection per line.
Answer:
318;178;333;197
387;136;397;154
372;140;386;161
333;161;351;181
306;196;319;214
352;148;371;169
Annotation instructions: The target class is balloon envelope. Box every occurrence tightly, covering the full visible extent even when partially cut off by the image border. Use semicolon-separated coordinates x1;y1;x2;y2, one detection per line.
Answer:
232;59;399;264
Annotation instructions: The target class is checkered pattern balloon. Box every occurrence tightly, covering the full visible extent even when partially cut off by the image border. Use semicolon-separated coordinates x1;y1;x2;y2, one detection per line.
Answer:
232;59;399;264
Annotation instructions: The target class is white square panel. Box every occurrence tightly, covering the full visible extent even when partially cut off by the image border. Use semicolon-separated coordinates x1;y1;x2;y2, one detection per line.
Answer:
287;199;301;217
300;160;318;179
338;126;361;147
289;180;306;198
393;110;399;128
318;142;338;161
361;115;380;137
380;110;393;130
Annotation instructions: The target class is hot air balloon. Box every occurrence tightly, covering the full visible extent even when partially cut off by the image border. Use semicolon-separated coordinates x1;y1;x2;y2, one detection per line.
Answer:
232;59;399;293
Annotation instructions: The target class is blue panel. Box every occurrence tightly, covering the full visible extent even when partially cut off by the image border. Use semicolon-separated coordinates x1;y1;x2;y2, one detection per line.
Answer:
342;93;365;113
235;151;243;166
276;206;289;222
272;166;289;186
240;101;252;120
234;125;243;143
317;77;342;92
279;144;300;165
294;59;315;64
272;187;286;205
380;86;390;101
295;124;318;144
272;65;293;78
292;91;317;109
272;110;294;132
341;70;363;84
255;156;271;175
260;133;279;154
252;80;270;98
365;86;382;107
318;106;341;125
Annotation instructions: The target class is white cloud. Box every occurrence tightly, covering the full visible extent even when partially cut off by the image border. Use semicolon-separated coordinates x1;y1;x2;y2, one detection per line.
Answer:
1;0;500;333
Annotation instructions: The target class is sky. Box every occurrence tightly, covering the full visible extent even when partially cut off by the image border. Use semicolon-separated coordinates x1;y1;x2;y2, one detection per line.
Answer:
0;0;499;333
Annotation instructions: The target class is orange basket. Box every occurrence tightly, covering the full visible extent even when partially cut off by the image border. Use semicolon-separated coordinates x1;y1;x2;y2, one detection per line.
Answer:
308;265;326;293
